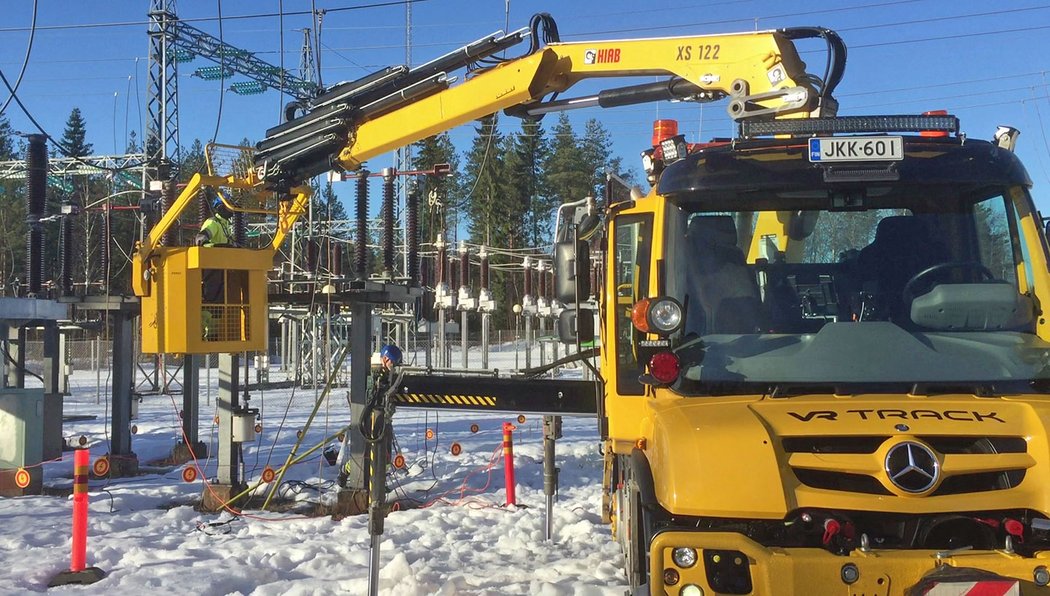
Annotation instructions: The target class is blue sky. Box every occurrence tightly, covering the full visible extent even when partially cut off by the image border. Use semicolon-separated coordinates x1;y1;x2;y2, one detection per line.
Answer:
2;0;1050;214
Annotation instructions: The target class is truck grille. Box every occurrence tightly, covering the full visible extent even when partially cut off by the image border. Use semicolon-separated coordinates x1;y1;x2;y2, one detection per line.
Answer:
784;435;1030;496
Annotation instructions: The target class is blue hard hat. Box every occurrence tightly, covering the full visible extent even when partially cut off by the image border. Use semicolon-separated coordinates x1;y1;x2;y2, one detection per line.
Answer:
212;190;232;213
380;344;403;366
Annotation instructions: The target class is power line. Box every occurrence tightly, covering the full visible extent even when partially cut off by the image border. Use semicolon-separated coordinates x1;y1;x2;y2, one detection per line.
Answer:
0;0;432;34
0;0;37;115
0;66;138;172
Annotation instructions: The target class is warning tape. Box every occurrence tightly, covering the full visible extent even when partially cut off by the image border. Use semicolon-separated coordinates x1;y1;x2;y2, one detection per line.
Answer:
395;394;498;407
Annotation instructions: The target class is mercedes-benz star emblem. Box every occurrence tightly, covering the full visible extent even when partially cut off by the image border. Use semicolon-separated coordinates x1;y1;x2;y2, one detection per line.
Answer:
884;441;940;494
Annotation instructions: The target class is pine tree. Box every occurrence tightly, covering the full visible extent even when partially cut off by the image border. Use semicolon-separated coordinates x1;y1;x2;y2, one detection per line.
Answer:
580;118;614;199
125;130;141;154
180;139;207;182
463;114;509;246
0;115;15;160
0;115;24;291
543;113;589;206
59;107;93;157
504;118;553;248
410;132;459;249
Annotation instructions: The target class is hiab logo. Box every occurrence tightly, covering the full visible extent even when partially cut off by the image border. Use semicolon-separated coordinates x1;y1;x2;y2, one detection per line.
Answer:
584;48;620;64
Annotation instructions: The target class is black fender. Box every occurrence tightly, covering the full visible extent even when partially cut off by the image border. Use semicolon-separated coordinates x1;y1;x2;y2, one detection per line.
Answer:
630;448;659;511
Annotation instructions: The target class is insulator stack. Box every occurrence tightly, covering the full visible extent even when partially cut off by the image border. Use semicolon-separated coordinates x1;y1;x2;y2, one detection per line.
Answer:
459;242;469;290
523;259;532;298
233;205;247;246
306;238;319;272
480;251;490;291
547;266;554;302
406;188;419;285
198;189;208;226
381;168;396;278
355;171;369;279
161;180;176;246
449;254;458;290
59;203;73;298
25;134;46;296
538;263;547;299
420;257;434;320
101;209;111;280
436;238;447;286
331;243;343;277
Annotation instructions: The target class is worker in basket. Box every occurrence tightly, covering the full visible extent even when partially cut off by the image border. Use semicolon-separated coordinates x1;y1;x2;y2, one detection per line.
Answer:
197;190;236;339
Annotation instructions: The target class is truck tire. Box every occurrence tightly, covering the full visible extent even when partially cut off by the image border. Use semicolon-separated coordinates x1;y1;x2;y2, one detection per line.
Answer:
625;479;648;590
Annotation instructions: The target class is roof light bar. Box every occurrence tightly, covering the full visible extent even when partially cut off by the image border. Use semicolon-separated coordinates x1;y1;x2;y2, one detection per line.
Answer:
740;115;960;138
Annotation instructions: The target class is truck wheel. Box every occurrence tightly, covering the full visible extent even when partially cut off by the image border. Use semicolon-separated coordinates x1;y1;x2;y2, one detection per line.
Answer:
625;482;649;591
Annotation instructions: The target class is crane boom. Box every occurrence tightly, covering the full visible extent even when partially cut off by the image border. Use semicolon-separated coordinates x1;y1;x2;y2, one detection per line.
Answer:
255;15;845;190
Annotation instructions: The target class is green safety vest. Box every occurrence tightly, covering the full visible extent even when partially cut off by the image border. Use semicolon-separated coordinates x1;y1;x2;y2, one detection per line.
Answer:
199;214;232;247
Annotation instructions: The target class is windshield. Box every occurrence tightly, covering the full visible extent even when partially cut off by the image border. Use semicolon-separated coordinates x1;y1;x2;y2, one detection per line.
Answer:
664;185;1050;394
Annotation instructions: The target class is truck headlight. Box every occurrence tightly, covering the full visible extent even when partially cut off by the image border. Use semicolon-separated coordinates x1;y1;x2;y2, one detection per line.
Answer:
647;297;683;334
672;547;698;568
680;585;704;596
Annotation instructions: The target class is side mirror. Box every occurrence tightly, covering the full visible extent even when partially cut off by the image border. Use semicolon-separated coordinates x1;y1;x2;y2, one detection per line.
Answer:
554;240;590;304
558;308;595;344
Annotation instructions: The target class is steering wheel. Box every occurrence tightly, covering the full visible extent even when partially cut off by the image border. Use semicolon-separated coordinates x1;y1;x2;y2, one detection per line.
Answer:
901;261;995;302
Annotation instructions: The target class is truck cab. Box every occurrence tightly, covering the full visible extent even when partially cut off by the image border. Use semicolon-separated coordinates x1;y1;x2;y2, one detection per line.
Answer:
603;115;1050;594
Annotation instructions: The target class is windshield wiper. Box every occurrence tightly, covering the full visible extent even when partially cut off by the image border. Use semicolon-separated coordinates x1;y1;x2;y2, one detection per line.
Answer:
909;382;998;397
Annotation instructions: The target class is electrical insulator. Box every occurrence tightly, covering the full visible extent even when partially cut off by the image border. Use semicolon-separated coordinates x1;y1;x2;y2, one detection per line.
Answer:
436;236;447;286
354;170;369;279
25;134;46;297
306;238;319;273
59;205;73;298
161;180;176;246
459;242;469;291
522;257;532;302
381;168;396;279
406;188;420;285
330;243;343;277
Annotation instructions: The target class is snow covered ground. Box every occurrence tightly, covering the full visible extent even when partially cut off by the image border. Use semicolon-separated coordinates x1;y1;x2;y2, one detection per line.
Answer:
0;350;628;595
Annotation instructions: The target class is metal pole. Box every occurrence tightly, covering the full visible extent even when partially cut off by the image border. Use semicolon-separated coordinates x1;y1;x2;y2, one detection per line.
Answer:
543;415;561;542
216;353;240;486
481;313;490;370
183;355;200;447
524;315;532;370
111;312;134;460
437;309;446;369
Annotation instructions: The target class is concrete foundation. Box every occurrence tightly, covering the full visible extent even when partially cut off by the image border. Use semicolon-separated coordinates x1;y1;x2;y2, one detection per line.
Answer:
331;488;369;517
166;441;208;465
106;454;139;478
200;483;247;512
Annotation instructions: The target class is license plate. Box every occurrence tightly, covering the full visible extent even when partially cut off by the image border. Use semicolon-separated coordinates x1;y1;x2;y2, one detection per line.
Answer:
809;136;904;162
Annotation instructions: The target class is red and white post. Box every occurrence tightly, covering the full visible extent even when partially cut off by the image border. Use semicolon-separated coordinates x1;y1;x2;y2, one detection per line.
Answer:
48;449;106;587
503;422;517;506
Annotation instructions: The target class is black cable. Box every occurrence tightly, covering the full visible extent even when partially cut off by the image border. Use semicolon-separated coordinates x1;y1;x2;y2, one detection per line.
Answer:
0;342;43;382
0;0;38;116
0;67;139;173
209;0;225;145
0;0;432;33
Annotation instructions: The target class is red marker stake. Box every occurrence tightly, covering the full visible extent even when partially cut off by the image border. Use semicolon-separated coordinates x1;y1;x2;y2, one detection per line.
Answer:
503;422;517;506
48;449;106;587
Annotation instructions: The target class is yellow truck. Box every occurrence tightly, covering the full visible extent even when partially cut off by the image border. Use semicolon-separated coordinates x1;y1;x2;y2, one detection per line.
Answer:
591;112;1050;594
139;12;1050;594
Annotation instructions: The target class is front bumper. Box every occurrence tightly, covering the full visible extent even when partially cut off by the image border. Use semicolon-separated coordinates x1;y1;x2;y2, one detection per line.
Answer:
650;530;1050;595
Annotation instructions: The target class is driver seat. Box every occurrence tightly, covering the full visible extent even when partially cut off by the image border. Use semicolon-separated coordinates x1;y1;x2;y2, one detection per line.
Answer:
857;215;949;321
687;215;765;334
